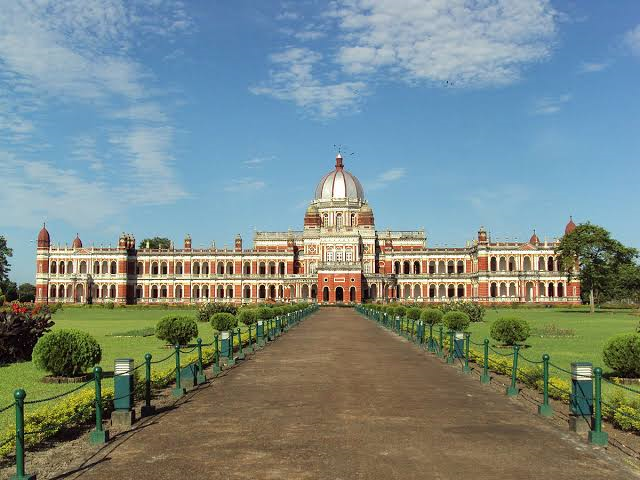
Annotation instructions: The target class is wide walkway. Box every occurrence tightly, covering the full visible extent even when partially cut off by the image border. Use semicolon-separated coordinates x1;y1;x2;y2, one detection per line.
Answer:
77;308;635;479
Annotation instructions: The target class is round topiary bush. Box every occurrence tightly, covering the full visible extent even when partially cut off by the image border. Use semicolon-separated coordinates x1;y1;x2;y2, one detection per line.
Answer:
210;313;238;332
420;308;443;325
155;315;198;345
256;307;275;321
237;308;258;325
443;311;470;332
490;317;531;346
272;306;284;317
32;329;102;377
407;307;422;320
603;333;640;378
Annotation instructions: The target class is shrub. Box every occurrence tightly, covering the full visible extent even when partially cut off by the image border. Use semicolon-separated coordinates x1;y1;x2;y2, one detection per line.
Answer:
32;329;102;377
406;307;422;320
104;301;115;309
272;306;285;317
210;312;238;332
0;306;54;364
443;311;470;332
155;315;198;345
256;307;275;321
420;308;443;325
439;301;485;323
394;305;407;318
197;302;237;322
603;333;640;378
490;317;531;346
237;308;258;325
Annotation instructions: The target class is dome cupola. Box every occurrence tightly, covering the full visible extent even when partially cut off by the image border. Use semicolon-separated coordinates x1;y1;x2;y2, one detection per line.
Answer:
565;216;576;235
314;154;364;202
529;230;539;244
72;234;83;248
37;223;50;248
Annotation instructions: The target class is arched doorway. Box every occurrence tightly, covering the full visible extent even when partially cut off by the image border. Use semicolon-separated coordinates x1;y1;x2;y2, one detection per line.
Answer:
301;285;309;299
322;286;329;302
336;286;344;302
75;284;84;303
370;284;377;300
349;286;356;302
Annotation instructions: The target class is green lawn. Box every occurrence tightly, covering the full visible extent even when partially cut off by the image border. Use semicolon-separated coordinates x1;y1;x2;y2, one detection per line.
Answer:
0;307;205;429
466;307;638;379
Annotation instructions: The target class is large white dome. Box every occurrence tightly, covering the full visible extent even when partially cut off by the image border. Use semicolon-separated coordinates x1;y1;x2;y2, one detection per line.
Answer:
314;154;364;201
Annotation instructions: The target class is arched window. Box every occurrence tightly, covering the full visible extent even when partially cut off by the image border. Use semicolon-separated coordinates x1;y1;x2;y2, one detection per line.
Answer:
490;257;497;272
538;257;545;271
217;285;224;298
202;262;209;275
101;285;107;298
243;285;251;298
269;285;276;299
135;285;142;299
226;262;233;274
523;257;532;271
193;262;200;275
175;262;183;275
243;262;251;275
322;213;328;227
403;261;410;274
269;262;276;275
102;261;108;274
193;285;200;299
428;261;435;274
490;282;497;298
413;261;421;274
413;284;421;299
394;261;400;274
202;285;209;298
79;261;87;274
311;284;317;299
227;286;233;298
438;260;445;273
438;284;446;298
160;285;168;298
322;286;329;302
109;285;116;298
548;283;555;297
278;262;285;275
447;284;455;298
259;285;266;299
509;283;517;297
259;262;266;275
175;285;183;299
136;262;143;275
429;285;436;298
351;213;356;226
457;284;465;298
50;261;57;274
93;261;100;274
110;261;117;275
498;257;506;271
447;261;454;274
557;282;564;297
50;285;57;298
217;262;224;274
508;256;516;272
59;262;65;274
161;262;168;275
151;262;159;275
336;213;343;229
547;256;554;272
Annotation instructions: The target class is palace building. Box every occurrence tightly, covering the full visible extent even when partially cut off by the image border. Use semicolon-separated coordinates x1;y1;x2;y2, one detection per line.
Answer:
35;154;580;305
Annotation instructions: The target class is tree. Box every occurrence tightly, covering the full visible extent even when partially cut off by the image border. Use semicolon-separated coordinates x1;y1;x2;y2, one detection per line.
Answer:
0;236;12;283
0;280;17;302
18;283;36;303
139;237;171;249
556;223;638;313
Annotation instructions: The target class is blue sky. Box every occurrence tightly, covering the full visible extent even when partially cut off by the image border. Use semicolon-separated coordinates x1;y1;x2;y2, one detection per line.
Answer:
1;0;639;284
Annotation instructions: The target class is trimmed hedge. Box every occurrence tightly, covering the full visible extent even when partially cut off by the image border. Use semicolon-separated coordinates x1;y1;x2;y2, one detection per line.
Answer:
155;315;198;346
406;307;422;320
256;307;275;321
237;308;258;325
490;317;531;346
32;329;102;377
420;308;443;325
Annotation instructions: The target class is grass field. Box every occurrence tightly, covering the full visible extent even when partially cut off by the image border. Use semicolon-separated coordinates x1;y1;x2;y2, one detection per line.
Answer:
0;305;638;430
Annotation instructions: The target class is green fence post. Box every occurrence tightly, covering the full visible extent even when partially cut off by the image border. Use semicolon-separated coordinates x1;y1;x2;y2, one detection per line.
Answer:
12;389;35;480
411;319;416;340
463;333;471;374
447;331;455;364
89;366;109;444
236;328;245;360
213;333;221;375
228;331;236;366
196;338;206;384
141;353;155;417
537;354;553;416
438;325;444;358
427;324;434;352
506;345;519;397
589;367;608;446
173;346;186;397
480;339;490;384
247;324;254;352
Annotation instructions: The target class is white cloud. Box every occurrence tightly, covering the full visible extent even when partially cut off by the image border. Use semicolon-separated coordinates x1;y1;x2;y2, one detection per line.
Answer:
368;167;406;189
578;61;609;73
258;0;558;116
250;47;366;118
243;156;274;168
532;93;571;115
224;178;266;192
624;24;640;57
468;184;531;216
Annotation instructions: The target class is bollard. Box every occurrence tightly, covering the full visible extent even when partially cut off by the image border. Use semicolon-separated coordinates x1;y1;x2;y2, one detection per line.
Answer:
172;346;186;397
213;333;222;375
257;321;265;347
196;338;206;384
480;339;491;384
236;328;245;360
506;345;519;397
437;325;444;358
247;324;254;353
537;354;553;416
454;332;464;358
141;353;155;417
446;331;455;364
462;333;471;374
427;324;434;352
569;362;593;433
89;366;109;444
12;389;35;480
228;331;236;367
112;358;135;426
589;367;608;446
